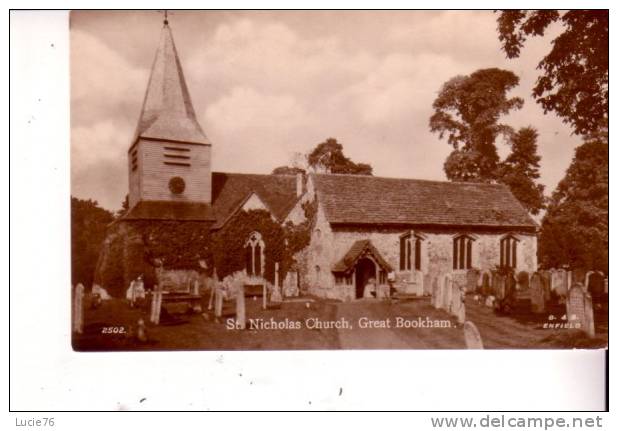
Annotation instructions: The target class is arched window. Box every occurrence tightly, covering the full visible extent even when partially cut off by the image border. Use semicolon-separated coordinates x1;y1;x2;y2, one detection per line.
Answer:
453;235;474;270
500;235;518;269
400;232;425;271
245;232;265;276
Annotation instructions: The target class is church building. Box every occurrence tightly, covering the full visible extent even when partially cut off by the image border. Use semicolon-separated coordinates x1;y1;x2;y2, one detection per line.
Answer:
94;20;538;301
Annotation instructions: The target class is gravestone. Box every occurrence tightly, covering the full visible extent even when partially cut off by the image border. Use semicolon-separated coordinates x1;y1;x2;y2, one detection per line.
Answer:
572;269;587;286
539;271;552;302
443;275;453;311
494;274;506;300
73;283;84;334
208;267;219;310
457;300;466;324
539;270;552;292
583;292;595;338
236;283;246;329
466;269;479;294
566;284;585;329
567;283;595;338
481;271;491;296
150;285;163;325
463;321;483;349
604;278;608;294
434;275;445;310
585;271;604;299
214;288;223;317
430;277;439;308
451;285;464;323
552;269;569;297
516;271;530;291
529;273;545;313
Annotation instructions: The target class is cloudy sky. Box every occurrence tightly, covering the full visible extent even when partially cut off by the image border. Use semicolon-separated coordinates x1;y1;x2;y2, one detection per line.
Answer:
71;10;582;211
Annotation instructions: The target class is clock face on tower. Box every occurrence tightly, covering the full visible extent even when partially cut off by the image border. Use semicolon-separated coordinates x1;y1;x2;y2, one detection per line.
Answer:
168;176;186;194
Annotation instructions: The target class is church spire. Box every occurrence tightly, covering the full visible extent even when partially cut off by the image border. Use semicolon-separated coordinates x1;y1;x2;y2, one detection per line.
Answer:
133;20;209;145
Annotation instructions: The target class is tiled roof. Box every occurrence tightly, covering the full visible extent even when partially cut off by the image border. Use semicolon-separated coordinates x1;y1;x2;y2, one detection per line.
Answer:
123;200;216;221
211;172;299;229
133;23;210;146
332;239;393;273
313;174;537;228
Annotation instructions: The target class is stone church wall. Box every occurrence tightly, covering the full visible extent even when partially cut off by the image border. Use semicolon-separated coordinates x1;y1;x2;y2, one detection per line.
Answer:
300;218;537;301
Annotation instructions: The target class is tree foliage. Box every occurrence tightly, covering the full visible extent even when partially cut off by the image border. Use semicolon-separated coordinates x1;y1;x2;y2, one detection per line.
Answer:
496;10;608;135
429;68;523;181
71;196;115;287
538;131;608;272
497;127;545;215
307;138;373;175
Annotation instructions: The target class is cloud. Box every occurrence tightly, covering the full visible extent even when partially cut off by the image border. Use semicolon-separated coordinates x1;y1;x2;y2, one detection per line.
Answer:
71;11;584;211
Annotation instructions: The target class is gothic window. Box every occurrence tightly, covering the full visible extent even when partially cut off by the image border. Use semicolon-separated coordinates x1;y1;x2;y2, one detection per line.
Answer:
500;235;518;269
453;235;474;270
245;232;265;276
400;232;424;271
400;233;412;271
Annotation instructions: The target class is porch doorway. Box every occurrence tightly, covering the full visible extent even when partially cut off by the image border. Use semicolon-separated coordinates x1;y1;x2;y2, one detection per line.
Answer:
355;258;376;299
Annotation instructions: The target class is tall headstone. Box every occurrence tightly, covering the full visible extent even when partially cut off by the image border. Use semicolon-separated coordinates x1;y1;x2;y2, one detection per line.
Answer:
443;274;453;311
566;283;585;329
208;267;219;310
236;284;246;329
583;292;595;338
481;271;491;296
457;300;466;324
214;288;223;317
466;269;479;294
494;274;506;301
430;276;439;308
539;270;552;302
529;272;545;313
463;321;483;349
434;274;445;310
553;269;568;297
567;283;595;338
585;271;604;299
73;283;84;334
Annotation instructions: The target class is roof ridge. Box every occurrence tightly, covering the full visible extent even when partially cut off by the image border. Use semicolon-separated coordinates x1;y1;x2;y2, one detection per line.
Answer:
312;172;508;187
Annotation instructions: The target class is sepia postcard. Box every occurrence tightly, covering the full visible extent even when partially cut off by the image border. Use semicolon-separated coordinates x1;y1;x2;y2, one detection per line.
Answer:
70;10;608;352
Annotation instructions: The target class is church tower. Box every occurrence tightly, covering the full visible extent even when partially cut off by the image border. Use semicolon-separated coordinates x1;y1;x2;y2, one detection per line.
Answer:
127;18;212;214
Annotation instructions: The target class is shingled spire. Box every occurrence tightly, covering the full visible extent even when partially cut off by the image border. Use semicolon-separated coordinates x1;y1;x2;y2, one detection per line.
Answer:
133;21;209;145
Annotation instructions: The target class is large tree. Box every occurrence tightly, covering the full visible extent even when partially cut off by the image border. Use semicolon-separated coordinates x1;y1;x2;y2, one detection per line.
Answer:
496;10;608;136
497;127;545;215
71;196;115;287
429;68;523;182
538;129;608;272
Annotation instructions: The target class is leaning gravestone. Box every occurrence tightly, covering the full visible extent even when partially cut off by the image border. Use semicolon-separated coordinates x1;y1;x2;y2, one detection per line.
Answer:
529;272;545;313
463;321;483;349
73;283;84;334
